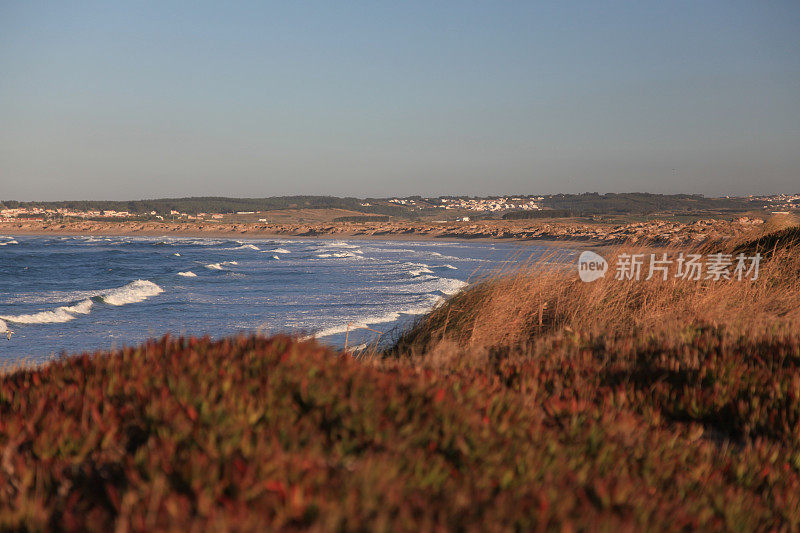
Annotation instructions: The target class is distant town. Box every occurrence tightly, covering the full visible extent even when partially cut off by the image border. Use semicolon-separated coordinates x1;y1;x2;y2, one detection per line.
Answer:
0;193;797;223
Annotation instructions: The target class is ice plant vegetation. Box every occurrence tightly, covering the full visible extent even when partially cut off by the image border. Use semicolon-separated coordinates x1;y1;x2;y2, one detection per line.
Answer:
1;227;799;530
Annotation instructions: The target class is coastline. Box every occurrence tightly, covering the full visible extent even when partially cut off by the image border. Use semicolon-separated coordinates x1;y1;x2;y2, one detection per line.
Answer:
0;220;608;248
0;217;750;248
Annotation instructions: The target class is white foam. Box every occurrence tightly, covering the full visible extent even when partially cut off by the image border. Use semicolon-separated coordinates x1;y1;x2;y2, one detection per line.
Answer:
1;307;78;324
316;252;361;259
187;239;224;246
0;319;8;333
405;262;434;276
307;310;402;339
3;289;104;305
0;279;162;325
0;240;18;246
434;264;458;270
60;299;93;315
395;277;468;296
99;280;164;306
429;252;461;260
322;241;361;249
305;293;445;341
178;271;198;277
205;260;238;270
233;244;260;251
173;253;181;257
270;248;291;254
434;278;468;295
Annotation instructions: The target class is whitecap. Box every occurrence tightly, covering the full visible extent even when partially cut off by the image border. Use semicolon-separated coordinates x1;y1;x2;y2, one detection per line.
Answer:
316;252;361;259
178;271;198;277
205;260;237;270
304;294;446;341
405;262;434;276
270;248;291;254
321;241;361;249
1;307;78;324
395;277;468;296
305;310;402;339
3;289;105;305
233;244;260;251
0;280;162;325
98;280;164;306
59;299;93;315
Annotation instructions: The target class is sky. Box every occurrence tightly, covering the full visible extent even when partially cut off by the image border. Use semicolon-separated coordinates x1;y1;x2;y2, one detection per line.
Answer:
1;1;799;200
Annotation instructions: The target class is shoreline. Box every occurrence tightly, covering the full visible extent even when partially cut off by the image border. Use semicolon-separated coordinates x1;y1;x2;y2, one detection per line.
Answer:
0;218;730;249
0;222;610;249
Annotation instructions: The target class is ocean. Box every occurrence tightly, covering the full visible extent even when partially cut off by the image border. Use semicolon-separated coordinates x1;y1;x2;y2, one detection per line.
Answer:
0;235;572;363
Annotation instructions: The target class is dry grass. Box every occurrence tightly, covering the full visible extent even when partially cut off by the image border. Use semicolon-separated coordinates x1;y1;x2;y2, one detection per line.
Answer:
391;230;800;356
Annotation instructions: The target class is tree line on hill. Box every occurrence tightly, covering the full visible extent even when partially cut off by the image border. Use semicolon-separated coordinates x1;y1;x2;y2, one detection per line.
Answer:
0;193;757;218
0;196;409;217
539;192;753;215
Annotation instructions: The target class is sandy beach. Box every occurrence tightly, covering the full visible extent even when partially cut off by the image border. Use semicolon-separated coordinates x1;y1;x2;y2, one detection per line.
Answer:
0;217;761;247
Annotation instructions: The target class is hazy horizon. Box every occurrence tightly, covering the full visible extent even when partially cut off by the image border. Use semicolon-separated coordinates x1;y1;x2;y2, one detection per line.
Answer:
0;191;788;204
2;1;799;201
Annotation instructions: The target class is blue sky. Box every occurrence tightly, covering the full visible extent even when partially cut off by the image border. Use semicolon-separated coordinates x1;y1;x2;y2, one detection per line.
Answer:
1;1;798;200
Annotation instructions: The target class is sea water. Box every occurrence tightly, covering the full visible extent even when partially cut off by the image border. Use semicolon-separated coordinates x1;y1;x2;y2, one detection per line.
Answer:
0;235;574;363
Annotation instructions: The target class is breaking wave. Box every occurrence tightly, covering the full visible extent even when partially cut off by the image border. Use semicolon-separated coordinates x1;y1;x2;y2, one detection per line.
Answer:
205;261;238;270
304;295;443;340
1;299;93;324
407;264;434;276
321;241;361;249
1;308;78;324
316;252;362;259
60;299;94;315
395;277;468;296
0;279;162;325
98;280;164;306
178;271;198;277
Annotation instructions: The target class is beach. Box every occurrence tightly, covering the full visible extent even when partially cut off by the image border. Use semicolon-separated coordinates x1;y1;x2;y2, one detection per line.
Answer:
0;216;764;247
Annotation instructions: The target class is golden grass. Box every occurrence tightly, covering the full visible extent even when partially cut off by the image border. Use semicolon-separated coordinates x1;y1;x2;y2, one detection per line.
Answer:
392;232;800;356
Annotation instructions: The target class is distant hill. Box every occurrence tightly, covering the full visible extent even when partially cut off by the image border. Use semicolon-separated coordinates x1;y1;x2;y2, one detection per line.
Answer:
0;193;758;218
540;193;754;215
0;196;409;217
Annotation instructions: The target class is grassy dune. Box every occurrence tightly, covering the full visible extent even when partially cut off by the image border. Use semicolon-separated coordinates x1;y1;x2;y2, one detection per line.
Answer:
1;229;800;530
